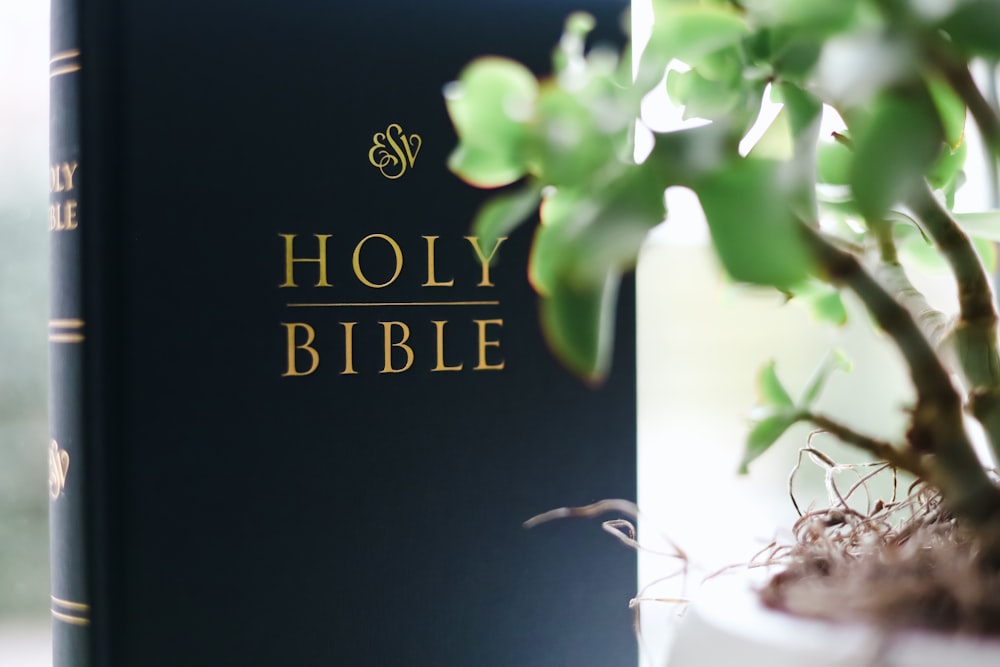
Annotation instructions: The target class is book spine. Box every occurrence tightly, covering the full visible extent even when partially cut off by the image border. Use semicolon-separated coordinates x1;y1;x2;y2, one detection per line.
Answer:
49;0;91;663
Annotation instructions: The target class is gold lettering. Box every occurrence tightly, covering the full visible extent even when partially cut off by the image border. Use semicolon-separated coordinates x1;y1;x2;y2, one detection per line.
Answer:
422;236;455;287
48;200;79;231
49;162;79;193
282;323;320;376
62;162;78;191
465;236;507;287
380;321;413;373
64;200;78;230
474;319;504;370
340;322;358;375
353;234;403;288
280;234;332;288
431;320;463;372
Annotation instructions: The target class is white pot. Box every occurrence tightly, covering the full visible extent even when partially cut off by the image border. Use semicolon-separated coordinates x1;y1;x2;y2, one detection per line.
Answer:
665;574;1000;667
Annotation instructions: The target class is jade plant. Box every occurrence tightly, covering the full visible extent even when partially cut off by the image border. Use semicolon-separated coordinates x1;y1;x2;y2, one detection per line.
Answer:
446;0;1000;633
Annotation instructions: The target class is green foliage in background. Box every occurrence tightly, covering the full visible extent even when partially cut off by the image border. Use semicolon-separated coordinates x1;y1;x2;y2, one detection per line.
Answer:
447;0;1000;528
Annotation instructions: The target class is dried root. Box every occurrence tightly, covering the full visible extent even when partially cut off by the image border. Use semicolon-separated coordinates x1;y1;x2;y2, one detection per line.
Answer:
527;455;1000;644
763;450;1000;636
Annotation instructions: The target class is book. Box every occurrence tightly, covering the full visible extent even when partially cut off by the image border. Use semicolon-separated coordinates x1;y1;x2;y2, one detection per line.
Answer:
48;0;637;665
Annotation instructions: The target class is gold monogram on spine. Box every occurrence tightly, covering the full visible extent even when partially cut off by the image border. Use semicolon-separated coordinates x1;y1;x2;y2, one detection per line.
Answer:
49;439;70;500
368;124;422;179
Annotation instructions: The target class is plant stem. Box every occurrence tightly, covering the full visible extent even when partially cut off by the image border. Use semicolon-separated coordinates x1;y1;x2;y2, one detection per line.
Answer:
909;185;997;326
803;412;927;479
941;62;1000;162
871;221;951;348
800;224;1000;523
907;184;1000;465
874;264;951;348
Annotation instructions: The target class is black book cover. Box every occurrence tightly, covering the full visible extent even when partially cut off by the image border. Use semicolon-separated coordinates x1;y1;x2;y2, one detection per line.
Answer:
50;1;636;665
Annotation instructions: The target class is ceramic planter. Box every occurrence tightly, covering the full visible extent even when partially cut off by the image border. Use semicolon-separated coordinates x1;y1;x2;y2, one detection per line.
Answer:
665;574;1000;667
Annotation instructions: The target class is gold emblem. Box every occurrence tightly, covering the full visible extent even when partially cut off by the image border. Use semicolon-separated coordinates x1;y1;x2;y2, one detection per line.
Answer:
48;440;70;500
368;123;422;179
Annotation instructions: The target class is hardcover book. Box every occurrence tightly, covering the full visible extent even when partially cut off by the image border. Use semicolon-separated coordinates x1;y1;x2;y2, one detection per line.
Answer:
48;1;637;665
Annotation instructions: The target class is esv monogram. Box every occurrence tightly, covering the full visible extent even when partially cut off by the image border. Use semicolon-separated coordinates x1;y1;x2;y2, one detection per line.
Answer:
49;439;70;500
368;123;422;180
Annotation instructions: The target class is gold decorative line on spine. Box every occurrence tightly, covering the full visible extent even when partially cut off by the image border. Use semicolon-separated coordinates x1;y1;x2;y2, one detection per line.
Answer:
50;51;82;78
51;596;90;612
49;49;81;63
287;301;501;308
50;319;85;329
49;333;85;343
50;319;85;343
51;609;90;626
50;64;81;78
51;596;91;626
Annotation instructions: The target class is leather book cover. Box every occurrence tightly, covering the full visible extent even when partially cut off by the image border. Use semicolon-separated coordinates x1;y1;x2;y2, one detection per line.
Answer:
50;1;636;665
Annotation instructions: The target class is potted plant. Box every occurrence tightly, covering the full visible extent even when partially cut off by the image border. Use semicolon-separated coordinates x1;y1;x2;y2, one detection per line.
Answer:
445;0;1000;661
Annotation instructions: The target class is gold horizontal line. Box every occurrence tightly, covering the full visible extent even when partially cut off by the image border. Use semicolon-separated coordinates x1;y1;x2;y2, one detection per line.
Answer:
287;301;501;308
50;64;82;78
50;49;81;64
50;319;85;329
49;333;85;343
51;609;90;626
51;596;90;611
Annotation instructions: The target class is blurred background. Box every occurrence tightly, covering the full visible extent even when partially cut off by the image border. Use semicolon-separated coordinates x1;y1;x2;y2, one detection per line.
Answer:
0;0;52;665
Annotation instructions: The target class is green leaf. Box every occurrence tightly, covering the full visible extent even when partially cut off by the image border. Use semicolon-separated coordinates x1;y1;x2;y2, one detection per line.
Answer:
817;140;852;185
770;33;823;82
539;270;620;382
775;82;823;140
529;192;576;297
773;82;822;219
939;1;1000;59
564;11;595;38
552;12;595;75
799;349;851;408
650;5;749;64
740;0;860;34
445;57;538;188
849;91;944;220
942;169;966;210
448;145;528;189
756;361;794;408
748;106;793;160
928;139;967;192
750;83;823;163
530;163;666;296
531;85;617;186
527;163;665;378
645;122;738;188
471;185;541;250
955;211;1000;241
637;5;748;91
739;410;800;474
927;75;967;150
694;158;814;289
785;280;849;325
665;67;744;121
808;289;848;326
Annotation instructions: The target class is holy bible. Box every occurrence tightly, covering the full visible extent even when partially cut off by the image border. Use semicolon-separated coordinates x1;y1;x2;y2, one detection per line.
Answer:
48;1;636;665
